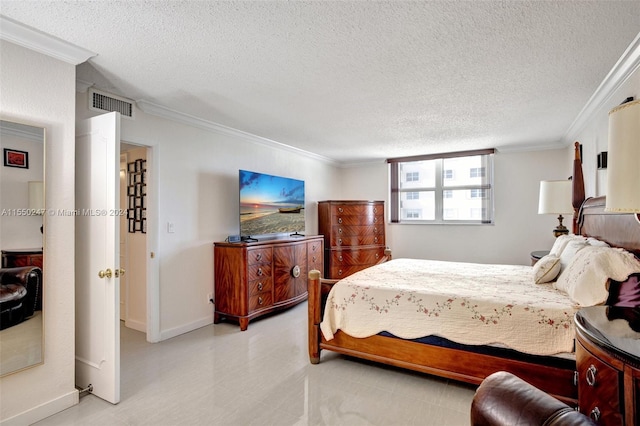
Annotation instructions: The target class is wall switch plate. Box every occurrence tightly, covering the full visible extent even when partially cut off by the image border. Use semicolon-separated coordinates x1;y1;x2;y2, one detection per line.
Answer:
167;222;175;233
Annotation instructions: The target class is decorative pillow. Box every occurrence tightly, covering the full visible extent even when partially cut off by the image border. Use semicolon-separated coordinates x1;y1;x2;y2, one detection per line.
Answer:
532;255;561;284
606;273;640;307
550;234;586;257
554;247;640;306
586;237;610;248
558;240;589;271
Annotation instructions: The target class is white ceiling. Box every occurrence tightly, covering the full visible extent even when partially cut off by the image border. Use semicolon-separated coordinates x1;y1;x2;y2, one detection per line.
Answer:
1;1;639;164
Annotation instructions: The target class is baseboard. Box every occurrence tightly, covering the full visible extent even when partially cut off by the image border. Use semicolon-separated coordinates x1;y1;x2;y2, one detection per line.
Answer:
1;389;78;426
125;318;146;333
159;315;213;341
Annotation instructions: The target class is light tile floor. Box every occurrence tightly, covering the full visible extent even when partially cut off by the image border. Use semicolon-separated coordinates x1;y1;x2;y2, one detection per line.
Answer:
35;303;475;425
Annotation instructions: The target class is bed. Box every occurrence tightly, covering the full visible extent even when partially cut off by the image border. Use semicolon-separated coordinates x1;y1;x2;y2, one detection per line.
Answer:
307;145;640;404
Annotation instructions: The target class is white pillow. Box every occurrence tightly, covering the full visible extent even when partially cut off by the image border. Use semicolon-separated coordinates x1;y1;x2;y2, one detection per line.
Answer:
558;240;589;271
550;234;586;257
554;246;640;306
532;255;561;284
586;237;610;248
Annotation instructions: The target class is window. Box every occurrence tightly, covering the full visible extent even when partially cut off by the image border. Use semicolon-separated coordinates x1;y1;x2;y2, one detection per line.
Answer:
388;149;494;224
470;167;486;178
470;189;487;199
405;172;419;182
406;192;419;200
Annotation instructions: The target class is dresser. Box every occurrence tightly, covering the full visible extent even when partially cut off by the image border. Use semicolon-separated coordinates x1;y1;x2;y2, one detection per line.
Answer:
213;236;323;330
2;249;43;269
318;200;386;279
574;306;640;425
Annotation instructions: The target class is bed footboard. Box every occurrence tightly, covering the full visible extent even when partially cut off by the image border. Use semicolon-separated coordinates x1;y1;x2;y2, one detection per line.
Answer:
307;270;337;364
308;248;392;364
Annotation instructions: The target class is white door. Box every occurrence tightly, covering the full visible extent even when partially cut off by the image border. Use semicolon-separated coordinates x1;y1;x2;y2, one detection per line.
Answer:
75;112;121;404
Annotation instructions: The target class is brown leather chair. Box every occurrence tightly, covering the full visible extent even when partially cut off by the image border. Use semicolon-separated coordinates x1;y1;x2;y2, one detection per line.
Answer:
0;266;42;329
471;371;595;426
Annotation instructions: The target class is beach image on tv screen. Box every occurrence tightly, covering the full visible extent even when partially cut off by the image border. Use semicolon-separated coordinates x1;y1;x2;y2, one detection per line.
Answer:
239;170;305;236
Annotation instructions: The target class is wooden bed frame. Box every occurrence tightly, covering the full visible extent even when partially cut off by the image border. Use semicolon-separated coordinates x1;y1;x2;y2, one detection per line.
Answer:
307;143;640;405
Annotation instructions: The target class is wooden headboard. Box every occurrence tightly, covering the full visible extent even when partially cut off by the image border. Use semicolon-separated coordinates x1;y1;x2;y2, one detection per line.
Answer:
578;196;640;258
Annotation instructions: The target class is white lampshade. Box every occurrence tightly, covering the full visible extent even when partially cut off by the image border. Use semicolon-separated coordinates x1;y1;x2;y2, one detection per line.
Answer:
538;180;573;214
606;99;640;212
28;181;44;211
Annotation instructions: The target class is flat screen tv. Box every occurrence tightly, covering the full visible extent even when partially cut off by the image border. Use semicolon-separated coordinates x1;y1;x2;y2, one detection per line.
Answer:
239;169;305;240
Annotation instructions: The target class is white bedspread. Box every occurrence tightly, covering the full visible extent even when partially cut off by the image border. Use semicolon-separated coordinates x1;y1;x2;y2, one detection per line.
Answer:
320;258;579;356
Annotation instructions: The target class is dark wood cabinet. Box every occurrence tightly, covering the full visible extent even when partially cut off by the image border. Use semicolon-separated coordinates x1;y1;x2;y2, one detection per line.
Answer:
318;200;385;279
2;249;43;269
575;306;640;425
213;236;323;330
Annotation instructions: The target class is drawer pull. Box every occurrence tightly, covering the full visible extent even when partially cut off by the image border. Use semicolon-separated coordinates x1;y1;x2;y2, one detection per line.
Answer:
291;265;301;278
374;217;378;223
374;207;378;213
338;255;343;262
338;218;343;224
339;228;343;234
338;239;342;245
257;268;263;276
338;207;343;213
312;245;317;251
374;227;378;233
312;256;317;262
375;253;379;259
586;365;597;386
258;296;263;305
256;253;262;261
589;407;600;422
257;282;263;291
374;237;378;243
338;270;343;276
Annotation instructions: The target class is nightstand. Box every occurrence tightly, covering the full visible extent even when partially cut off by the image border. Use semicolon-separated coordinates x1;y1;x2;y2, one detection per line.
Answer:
574;306;640;425
530;250;549;266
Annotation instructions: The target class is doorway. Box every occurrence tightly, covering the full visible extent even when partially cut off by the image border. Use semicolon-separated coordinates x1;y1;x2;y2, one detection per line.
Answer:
119;143;149;334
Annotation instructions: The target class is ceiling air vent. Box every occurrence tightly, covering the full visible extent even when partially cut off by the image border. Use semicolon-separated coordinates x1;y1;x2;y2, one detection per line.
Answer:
89;88;135;119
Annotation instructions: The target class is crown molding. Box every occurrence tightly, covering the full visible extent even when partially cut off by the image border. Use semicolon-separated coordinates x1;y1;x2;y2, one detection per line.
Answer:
136;99;338;165
0;15;96;65
0;122;44;142
76;79;94;93
496;141;568;153
562;31;640;144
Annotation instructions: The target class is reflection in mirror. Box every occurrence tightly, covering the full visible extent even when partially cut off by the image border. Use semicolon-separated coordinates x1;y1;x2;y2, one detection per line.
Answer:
0;120;44;377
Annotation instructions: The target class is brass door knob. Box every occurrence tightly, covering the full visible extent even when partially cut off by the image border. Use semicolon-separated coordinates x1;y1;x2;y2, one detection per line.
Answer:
115;268;126;278
98;268;113;279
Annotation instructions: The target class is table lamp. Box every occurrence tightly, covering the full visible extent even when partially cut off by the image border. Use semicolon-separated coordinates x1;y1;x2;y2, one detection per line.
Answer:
538;180;574;237
605;99;640;223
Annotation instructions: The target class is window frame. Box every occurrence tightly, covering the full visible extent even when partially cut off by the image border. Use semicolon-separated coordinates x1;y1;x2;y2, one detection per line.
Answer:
388;149;495;225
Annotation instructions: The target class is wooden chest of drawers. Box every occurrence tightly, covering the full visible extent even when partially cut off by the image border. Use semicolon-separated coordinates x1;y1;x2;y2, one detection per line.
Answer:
575;306;640;425
318;200;386;279
213;236;323;330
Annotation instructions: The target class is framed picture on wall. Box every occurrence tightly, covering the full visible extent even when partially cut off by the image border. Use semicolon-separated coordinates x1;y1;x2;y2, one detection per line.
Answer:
3;148;29;169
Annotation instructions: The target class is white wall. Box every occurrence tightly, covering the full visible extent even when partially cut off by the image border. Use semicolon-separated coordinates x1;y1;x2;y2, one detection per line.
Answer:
77;91;341;340
0;41;78;423
339;149;571;265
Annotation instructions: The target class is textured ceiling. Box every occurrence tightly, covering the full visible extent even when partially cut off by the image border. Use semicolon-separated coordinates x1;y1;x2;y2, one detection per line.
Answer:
1;1;639;163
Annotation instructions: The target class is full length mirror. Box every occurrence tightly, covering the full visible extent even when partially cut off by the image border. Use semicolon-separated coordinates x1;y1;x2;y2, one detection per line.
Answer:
0;120;44;376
